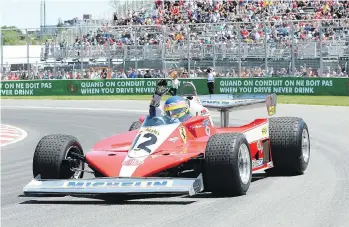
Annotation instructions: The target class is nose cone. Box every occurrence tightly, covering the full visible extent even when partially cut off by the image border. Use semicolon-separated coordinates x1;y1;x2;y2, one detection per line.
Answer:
127;123;181;158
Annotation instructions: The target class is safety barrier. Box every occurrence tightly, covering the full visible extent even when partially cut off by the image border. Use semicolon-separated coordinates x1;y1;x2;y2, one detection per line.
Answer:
1;78;349;96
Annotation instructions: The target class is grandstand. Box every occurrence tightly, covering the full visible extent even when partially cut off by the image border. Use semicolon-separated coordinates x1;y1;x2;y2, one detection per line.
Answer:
2;0;349;80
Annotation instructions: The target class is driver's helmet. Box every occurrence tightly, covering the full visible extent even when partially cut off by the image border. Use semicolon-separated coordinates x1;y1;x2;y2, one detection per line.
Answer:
164;96;191;122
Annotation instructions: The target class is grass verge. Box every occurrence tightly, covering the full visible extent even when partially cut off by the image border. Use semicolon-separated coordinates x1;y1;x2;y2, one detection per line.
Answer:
278;95;349;106
1;95;348;106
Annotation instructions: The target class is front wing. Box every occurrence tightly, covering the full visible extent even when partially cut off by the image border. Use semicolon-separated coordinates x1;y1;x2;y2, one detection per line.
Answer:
23;174;204;197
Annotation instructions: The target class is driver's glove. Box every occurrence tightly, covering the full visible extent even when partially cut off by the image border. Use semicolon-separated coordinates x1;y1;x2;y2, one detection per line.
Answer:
150;79;169;107
155;79;169;96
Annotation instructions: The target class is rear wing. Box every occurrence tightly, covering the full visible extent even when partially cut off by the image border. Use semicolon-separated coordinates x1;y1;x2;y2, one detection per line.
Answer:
198;93;277;127
179;82;277;127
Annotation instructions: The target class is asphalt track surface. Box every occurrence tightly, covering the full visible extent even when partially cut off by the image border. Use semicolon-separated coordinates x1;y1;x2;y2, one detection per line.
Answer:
1;99;349;227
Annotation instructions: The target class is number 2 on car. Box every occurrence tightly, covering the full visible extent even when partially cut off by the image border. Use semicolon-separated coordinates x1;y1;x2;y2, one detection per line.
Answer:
130;132;158;153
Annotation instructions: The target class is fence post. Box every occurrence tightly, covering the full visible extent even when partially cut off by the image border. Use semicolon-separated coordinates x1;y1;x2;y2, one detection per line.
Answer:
108;39;111;74
319;25;323;77
213;34;216;70
264;22;268;76
135;28;138;71
80;45;83;78
0;29;3;75
161;25;165;73
26;29;30;78
237;27;241;78
291;22;296;76
53;37;56;78
187;24;191;73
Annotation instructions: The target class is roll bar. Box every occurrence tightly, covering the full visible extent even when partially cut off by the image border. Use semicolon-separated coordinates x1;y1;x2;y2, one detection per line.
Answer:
180;82;198;97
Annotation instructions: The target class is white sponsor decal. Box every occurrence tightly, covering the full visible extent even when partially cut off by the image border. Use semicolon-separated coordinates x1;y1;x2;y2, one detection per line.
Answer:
122;159;144;166
243;123;269;143
168;137;179;142
252;159;263;168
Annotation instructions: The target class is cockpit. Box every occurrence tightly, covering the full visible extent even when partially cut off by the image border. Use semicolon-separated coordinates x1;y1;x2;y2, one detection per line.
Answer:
142;115;180;127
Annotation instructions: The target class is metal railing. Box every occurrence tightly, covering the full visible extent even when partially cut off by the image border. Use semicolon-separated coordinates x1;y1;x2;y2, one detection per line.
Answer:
1;20;349;78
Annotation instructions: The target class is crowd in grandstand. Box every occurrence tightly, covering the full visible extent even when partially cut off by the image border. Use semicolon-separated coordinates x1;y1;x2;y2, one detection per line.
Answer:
65;0;349;49
2;64;348;81
11;0;349;80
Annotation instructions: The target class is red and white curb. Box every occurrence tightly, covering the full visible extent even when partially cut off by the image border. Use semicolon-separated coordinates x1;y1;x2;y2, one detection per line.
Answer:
0;124;27;147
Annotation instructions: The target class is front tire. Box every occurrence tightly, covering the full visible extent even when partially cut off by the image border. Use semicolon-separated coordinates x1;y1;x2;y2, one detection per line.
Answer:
33;134;84;179
203;133;252;197
266;117;310;175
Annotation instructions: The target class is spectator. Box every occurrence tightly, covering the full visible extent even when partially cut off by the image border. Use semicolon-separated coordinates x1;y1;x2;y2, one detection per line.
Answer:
206;68;215;94
101;69;108;79
118;70;127;78
169;73;179;96
128;69;137;78
144;70;152;78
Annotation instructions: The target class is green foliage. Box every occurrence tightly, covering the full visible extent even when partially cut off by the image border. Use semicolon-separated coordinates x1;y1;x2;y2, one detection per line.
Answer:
2;26;25;45
1;26;55;45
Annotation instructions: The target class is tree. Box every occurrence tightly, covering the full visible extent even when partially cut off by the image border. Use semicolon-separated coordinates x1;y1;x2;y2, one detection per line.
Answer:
1;26;26;45
1;26;53;45
57;17;63;27
57;17;65;33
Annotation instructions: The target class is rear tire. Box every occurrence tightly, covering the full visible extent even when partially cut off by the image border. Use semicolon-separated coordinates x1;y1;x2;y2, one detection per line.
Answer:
203;133;252;197
129;121;141;131
33;134;84;179
266;117;310;175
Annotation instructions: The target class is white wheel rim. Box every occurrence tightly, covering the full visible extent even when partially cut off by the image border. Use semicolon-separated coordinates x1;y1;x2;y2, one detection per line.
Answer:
238;144;251;184
301;128;310;163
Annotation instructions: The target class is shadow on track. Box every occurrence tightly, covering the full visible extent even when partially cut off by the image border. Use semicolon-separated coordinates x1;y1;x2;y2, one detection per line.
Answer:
19;199;195;205
18;193;197;205
18;173;301;204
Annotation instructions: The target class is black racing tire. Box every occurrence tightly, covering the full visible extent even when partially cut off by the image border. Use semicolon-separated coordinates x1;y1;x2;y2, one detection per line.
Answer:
129;121;142;131
203;133;252;197
266;117;310;176
33;134;84;179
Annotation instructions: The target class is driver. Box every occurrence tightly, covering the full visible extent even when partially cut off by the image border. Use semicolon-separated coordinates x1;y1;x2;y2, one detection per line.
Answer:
149;79;169;118
148;79;210;124
163;96;192;123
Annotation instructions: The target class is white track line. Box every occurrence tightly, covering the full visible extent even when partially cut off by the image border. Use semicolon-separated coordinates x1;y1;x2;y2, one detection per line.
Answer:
2;106;149;113
1;105;222;117
0;124;28;147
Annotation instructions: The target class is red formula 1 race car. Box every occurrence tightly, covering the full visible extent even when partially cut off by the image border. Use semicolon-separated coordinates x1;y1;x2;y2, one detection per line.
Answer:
23;83;311;198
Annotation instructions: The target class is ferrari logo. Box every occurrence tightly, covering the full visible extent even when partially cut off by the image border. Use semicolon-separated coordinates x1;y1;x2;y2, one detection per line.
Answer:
266;94;277;116
179;126;187;143
262;126;267;136
268;106;275;115
67;82;78;93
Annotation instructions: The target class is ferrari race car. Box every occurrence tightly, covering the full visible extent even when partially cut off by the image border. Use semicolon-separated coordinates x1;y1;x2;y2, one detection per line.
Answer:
23;82;311;198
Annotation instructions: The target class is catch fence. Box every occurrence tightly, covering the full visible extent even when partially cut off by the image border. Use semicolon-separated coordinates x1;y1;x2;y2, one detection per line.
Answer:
1;19;349;78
